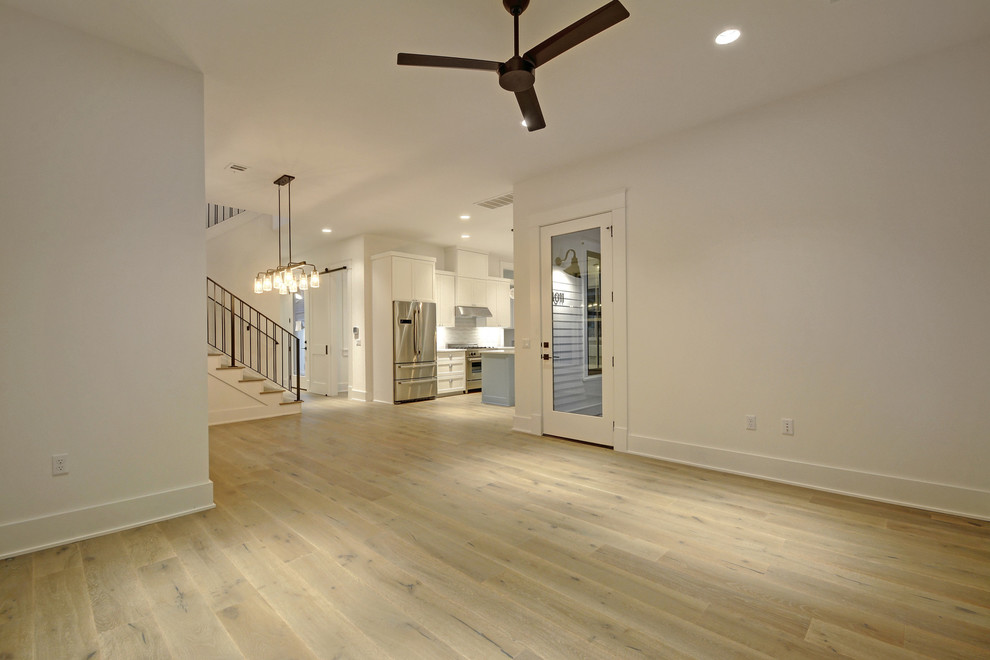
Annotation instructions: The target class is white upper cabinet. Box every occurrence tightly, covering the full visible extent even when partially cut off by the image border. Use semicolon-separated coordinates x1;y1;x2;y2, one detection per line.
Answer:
445;247;490;279
455;276;488;306
485;278;512;328
372;252;436;302
436;270;455;326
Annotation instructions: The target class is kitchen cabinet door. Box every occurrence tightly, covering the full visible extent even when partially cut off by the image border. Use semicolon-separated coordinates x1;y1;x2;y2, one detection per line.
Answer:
455;276;487;306
436;271;455;326
410;258;435;301
390;256;435;302
484;278;512;327
390;257;413;301
496;279;512;327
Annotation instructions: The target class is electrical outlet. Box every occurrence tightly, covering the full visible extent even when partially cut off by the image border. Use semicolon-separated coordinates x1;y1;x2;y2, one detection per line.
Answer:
782;418;794;436
52;454;69;475
745;415;757;431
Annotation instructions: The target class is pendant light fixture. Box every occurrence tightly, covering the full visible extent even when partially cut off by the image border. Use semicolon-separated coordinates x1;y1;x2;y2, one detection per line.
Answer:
254;174;320;294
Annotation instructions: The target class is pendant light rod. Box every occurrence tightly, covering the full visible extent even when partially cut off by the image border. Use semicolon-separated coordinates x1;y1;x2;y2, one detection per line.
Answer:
275;173;294;266
255;174;320;295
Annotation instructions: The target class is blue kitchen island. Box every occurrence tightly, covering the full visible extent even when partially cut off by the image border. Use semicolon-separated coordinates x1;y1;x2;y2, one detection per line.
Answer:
481;349;515;406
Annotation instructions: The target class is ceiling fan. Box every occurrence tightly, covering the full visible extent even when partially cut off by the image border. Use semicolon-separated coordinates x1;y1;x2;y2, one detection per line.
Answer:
397;0;630;132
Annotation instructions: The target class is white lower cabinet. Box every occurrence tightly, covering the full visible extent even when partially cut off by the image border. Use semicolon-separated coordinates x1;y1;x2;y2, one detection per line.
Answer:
437;351;466;396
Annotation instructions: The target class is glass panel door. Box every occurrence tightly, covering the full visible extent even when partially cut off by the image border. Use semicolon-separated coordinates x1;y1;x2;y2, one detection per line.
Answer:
551;227;602;416
541;214;612;446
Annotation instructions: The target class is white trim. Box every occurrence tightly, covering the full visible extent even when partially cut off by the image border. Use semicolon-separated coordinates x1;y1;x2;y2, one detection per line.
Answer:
613;424;629;452
627;434;990;521
529;190;627;227
513;412;543;436
534;190;628;448
0;481;215;559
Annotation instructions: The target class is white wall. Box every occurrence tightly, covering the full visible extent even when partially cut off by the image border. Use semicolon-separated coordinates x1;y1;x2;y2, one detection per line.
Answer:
206;212;283;323
513;37;990;519
0;7;212;557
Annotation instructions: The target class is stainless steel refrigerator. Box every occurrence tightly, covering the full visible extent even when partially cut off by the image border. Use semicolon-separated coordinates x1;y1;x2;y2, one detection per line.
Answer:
393;300;437;403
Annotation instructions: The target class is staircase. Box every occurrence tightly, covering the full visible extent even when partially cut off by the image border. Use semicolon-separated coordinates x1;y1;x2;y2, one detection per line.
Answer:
207;352;301;425
207;277;302;425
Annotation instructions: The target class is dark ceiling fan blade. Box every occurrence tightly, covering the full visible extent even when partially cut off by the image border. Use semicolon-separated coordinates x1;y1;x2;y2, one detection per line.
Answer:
522;0;629;68
397;53;501;71
515;87;546;132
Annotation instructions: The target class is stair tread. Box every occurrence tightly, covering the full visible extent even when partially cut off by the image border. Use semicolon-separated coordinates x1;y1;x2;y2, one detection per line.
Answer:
259;388;285;394
279;401;302;406
239;377;265;383
216;366;243;371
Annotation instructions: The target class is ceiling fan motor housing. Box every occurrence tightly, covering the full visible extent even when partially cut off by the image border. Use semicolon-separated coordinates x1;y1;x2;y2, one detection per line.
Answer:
503;0;530;16
498;56;536;92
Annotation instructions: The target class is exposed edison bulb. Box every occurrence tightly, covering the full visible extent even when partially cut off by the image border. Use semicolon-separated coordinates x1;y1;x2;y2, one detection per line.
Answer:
278;281;288;295
299;272;309;290
309;269;320;288
288;276;298;293
263;273;273;291
254;276;263;294
273;270;284;289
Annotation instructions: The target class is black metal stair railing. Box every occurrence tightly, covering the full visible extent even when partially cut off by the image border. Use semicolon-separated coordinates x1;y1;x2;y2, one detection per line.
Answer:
206;204;246;229
207;277;300;401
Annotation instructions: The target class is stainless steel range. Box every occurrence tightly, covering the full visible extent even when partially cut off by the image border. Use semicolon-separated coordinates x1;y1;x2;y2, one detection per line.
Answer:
446;344;498;392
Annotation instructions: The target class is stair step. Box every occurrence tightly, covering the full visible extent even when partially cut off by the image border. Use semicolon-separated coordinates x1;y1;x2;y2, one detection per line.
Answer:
216;366;243;371
239;377;265;383
280;400;302;406
259;389;285;395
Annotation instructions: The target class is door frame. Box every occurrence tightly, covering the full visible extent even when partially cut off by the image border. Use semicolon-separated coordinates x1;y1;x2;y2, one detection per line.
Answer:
536;191;628;450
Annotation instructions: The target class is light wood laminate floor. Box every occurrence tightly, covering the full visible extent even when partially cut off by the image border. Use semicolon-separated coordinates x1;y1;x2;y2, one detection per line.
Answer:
2;393;989;659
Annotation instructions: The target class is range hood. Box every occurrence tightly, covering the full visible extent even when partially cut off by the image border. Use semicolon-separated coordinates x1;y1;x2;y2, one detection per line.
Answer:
455;305;492;318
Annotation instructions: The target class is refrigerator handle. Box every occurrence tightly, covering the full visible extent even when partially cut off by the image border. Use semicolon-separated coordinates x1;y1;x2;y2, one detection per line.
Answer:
413;307;419;356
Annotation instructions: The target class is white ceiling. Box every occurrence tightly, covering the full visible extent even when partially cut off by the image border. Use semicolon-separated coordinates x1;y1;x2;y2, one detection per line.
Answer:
7;0;990;258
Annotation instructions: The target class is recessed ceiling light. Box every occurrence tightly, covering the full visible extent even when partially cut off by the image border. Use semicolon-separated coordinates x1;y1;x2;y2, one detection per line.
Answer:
521;120;527;127
461;234;470;239
715;28;741;45
321;228;332;233
459;215;470;220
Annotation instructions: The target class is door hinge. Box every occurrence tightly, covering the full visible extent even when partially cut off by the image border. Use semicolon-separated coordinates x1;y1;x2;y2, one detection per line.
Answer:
612;356;614;367
607;225;613;237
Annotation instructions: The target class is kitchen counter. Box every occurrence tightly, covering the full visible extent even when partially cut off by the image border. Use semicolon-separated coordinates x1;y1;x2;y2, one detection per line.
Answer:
481;351;514;406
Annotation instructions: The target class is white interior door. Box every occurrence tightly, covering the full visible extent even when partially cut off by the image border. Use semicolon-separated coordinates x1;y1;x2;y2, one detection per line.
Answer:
331;267;351;395
308;282;331;395
541;213;613;446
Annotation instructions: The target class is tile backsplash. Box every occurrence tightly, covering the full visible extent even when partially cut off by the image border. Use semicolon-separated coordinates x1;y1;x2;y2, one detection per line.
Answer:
437;317;505;348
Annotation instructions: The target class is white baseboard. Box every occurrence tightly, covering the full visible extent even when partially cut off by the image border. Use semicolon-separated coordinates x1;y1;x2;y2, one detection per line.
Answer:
348;388;367;402
625;434;990;521
613;424;629;452
208;403;300;426
0;481;215;559
513;412;542;435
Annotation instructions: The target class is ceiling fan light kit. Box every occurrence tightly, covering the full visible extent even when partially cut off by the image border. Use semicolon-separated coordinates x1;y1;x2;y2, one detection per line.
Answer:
397;0;629;132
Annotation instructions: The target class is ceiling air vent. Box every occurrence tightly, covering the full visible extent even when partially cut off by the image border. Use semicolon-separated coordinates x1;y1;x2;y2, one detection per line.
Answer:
225;162;249;173
475;192;513;210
